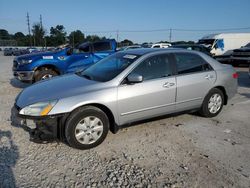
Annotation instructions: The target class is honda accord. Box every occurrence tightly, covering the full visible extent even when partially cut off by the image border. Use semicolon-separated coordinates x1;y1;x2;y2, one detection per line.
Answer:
15;48;238;149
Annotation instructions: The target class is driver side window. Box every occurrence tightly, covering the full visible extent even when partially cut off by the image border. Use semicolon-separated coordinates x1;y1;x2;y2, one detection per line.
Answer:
79;45;90;53
131;54;172;81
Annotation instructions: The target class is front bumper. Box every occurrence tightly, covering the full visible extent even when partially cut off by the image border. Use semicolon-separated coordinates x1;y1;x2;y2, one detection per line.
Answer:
13;105;67;142
13;70;34;81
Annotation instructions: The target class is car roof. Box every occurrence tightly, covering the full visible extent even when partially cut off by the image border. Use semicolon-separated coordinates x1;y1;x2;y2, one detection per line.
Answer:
120;48;223;70
120;48;183;55
172;44;204;47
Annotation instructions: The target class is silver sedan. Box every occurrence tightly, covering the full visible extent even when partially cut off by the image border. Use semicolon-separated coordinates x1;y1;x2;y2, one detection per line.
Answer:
15;48;238;149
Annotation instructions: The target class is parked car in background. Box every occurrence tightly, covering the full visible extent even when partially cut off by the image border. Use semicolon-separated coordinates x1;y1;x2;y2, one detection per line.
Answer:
12;48;21;56
27;47;39;53
171;44;212;56
4;48;13;56
118;45;142;51
141;43;153;48
198;33;250;63
230;43;250;66
13;48;21;56
15;48;238;149
20;49;31;55
7;48;31;56
47;47;57;51
13;39;117;83
3;47;28;56
151;43;171;48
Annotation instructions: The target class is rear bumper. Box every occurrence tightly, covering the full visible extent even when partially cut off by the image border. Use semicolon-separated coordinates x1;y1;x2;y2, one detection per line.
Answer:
231;57;250;62
215;57;231;62
215;55;232;62
13;70;34;82
216;56;250;65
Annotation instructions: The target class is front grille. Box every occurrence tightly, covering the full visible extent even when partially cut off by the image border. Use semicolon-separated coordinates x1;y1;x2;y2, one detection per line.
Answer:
233;52;250;56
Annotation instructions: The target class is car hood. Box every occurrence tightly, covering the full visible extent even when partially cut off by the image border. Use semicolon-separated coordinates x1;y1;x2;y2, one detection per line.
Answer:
15;49;67;61
16;51;55;60
16;73;101;108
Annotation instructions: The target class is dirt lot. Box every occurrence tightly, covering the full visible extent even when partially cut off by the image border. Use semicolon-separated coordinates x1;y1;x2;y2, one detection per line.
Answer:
0;53;249;187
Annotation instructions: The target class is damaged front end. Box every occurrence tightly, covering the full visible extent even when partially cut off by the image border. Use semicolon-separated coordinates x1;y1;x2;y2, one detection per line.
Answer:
13;104;68;143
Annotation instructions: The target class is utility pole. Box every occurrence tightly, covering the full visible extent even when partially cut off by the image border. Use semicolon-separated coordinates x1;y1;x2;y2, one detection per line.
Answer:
39;14;43;28
44;37;47;48
116;30;119;43
169;28;172;43
72;32;75;48
26;12;32;47
40;14;43;47
33;36;36;46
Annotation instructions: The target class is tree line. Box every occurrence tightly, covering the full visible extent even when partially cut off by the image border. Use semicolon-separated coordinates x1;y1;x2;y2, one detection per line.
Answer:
0;24;195;47
0;24;134;47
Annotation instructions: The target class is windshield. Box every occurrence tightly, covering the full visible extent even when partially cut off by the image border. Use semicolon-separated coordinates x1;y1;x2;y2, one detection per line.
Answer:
245;43;250;48
119;47;126;51
198;39;215;49
80;52;140;82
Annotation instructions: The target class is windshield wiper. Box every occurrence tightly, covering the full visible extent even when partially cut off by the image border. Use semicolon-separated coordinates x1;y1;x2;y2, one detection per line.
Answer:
81;74;92;80
75;71;92;80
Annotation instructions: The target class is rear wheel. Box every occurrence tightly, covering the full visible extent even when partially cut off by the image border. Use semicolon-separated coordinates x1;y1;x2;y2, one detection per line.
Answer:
199;88;224;117
34;68;58;82
65;106;109;149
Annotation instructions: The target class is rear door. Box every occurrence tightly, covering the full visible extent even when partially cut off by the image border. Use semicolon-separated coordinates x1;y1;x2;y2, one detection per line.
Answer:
174;52;216;111
117;54;176;125
92;40;117;62
66;45;93;73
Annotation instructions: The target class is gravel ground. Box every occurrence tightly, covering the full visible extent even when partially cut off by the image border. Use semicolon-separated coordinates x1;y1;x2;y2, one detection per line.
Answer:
0;53;250;187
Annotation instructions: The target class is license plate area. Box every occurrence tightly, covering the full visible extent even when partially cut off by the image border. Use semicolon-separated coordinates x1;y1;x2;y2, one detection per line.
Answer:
24;119;36;129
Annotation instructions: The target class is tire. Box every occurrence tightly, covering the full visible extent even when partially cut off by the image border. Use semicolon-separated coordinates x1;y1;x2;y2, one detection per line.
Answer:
34;68;58;82
199;88;224;118
65;106;109;149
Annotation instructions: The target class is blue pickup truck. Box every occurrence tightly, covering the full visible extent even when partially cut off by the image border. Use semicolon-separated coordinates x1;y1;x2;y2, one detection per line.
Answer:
13;39;117;83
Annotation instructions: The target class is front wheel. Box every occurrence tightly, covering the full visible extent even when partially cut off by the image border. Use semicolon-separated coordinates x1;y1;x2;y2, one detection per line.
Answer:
65;106;109;149
199;88;224;117
34;68;58;82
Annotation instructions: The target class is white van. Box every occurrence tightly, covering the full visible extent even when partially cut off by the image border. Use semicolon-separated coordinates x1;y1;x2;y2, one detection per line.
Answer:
151;43;171;48
198;33;250;61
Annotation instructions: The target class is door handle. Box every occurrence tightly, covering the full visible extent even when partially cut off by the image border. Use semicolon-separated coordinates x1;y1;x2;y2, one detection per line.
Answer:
205;74;214;80
163;82;175;88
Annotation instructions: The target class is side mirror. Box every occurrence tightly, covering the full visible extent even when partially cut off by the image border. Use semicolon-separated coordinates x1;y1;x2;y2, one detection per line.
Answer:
127;73;143;84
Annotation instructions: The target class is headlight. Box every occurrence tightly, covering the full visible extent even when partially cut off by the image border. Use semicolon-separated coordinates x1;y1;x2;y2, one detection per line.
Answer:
19;100;57;116
19;59;32;65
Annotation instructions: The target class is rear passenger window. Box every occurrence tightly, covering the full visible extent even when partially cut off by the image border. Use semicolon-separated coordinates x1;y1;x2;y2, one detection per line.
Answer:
78;44;90;53
132;54;172;81
175;53;212;75
93;42;111;52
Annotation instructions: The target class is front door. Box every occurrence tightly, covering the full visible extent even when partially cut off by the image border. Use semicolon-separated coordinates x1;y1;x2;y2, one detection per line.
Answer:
66;52;93;73
118;54;176;125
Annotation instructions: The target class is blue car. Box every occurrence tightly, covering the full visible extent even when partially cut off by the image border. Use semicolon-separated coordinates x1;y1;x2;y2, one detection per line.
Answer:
12;39;117;83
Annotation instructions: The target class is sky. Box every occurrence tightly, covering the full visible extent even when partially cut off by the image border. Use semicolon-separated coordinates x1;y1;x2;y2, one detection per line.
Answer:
0;0;250;43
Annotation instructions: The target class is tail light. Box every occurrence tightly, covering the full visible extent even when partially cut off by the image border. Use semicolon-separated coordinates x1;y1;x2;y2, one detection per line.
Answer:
232;72;238;79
